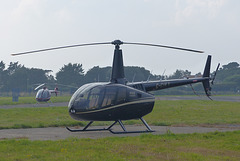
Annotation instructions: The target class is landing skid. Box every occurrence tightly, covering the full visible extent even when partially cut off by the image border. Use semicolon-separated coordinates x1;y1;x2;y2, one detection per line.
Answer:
66;121;111;132
33;101;53;107
66;117;154;134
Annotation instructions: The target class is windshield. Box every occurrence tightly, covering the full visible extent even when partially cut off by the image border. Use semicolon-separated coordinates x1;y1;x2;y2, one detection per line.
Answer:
68;83;107;109
36;89;50;99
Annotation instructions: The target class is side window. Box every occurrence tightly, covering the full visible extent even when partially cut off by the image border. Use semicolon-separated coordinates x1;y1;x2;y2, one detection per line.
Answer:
101;87;117;107
88;87;104;109
128;90;137;101
127;88;142;101
116;87;127;104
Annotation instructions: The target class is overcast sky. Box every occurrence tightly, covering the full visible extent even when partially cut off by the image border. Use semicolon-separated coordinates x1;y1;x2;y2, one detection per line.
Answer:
1;0;239;77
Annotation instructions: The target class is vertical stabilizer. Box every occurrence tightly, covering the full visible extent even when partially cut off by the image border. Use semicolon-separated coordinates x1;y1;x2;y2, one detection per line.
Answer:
202;55;211;96
203;55;211;78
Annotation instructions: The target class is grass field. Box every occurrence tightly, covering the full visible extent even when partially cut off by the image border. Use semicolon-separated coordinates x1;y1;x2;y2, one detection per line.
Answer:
0;96;71;105
0;131;239;160
145;100;240;126
0;99;240;160
0;100;240;129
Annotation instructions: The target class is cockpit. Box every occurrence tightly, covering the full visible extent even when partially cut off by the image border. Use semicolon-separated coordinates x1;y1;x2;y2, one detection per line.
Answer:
68;82;154;113
36;89;51;101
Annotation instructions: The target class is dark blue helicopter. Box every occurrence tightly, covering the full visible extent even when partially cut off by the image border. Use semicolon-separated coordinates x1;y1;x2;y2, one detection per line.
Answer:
12;40;219;134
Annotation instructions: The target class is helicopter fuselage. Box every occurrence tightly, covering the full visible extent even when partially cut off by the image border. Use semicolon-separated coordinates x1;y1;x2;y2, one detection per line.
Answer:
35;88;51;102
68;82;155;121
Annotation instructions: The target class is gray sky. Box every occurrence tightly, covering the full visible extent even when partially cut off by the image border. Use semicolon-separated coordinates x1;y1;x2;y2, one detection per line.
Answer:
1;0;239;77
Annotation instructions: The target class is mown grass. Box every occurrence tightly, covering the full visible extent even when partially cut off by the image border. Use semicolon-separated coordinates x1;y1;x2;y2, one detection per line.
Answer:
0;107;83;129
0;100;240;129
0;131;240;160
1;100;240;160
145;100;240;126
0;96;71;105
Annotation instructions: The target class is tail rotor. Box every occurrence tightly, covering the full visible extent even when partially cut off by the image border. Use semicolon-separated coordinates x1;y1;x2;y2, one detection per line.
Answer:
201;58;220;100
54;84;59;96
211;63;220;85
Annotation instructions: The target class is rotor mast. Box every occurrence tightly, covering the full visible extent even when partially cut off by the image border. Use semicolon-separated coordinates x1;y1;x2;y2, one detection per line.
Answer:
110;40;127;84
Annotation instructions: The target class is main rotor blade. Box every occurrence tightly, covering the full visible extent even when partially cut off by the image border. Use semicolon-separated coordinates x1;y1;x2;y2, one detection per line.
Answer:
11;42;111;56
123;42;204;53
34;83;45;90
11;40;204;56
56;83;78;89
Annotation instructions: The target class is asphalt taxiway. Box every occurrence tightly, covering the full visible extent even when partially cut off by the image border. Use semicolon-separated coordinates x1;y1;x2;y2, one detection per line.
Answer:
0;125;239;140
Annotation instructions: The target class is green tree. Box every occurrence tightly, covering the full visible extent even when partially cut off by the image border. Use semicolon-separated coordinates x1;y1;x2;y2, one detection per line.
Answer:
56;63;84;87
27;68;53;85
0;61;5;72
0;61;54;92
7;62;22;75
6;66;53;92
222;62;239;70
124;66;152;82
2;62;23;92
84;66;156;83
0;61;6;92
8;66;28;91
169;69;191;79
84;66;111;83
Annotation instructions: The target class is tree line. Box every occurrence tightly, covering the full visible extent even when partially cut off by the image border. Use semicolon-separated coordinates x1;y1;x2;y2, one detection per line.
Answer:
0;60;239;95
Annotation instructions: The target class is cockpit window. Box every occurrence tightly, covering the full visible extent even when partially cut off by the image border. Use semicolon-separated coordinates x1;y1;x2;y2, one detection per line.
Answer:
127;90;144;101
88;86;104;109
73;90;90;110
69;83;104;110
69;83;153;112
69;83;90;103
101;87;117;107
116;87;127;104
36;89;50;99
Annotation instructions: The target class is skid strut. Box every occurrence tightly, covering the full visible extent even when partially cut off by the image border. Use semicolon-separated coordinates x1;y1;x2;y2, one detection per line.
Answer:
109;118;154;134
66;117;154;134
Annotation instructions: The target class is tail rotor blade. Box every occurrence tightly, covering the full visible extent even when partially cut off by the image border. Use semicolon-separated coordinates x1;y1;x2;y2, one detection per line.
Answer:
211;63;220;85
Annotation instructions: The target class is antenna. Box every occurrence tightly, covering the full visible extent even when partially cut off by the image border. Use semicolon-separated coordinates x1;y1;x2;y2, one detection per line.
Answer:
160;69;166;81
132;73;136;83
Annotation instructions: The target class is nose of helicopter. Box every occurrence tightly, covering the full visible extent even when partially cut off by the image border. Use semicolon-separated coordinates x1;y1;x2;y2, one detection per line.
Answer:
67;82;106;113
68;97;76;113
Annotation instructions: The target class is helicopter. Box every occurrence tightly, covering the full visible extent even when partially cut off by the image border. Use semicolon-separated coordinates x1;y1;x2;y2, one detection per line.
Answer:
34;83;58;103
34;83;78;103
12;40;219;134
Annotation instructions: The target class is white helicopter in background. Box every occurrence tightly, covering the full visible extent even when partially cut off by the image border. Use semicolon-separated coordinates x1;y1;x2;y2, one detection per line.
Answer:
34;83;58;103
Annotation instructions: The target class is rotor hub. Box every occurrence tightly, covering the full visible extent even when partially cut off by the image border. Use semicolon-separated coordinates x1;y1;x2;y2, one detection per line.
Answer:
111;40;123;45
